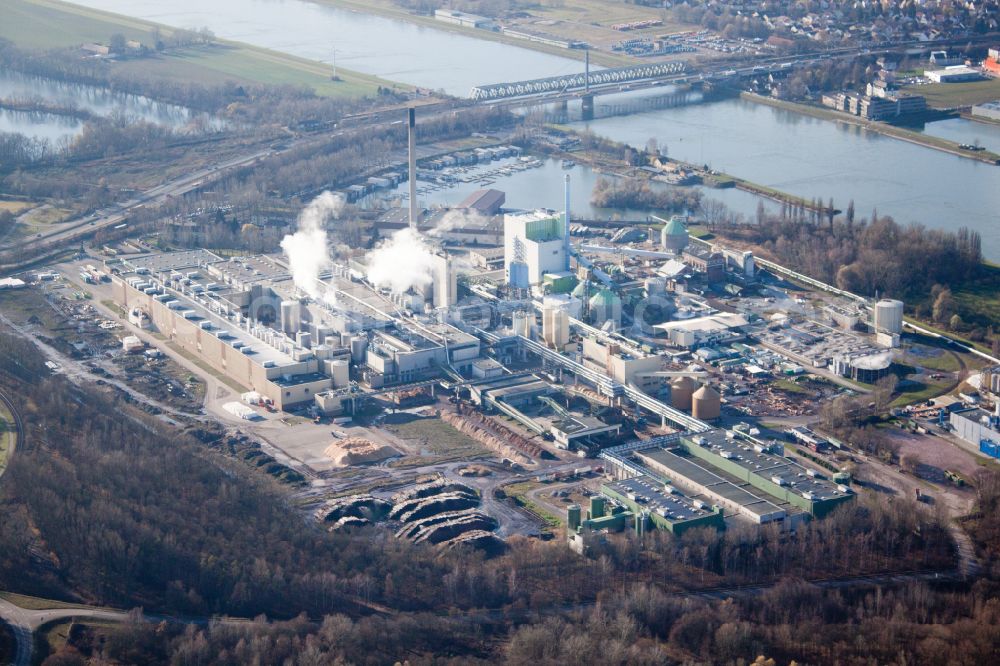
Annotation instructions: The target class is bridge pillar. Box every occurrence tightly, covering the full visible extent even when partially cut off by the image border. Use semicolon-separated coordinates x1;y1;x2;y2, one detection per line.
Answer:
581;95;594;121
556;99;568;112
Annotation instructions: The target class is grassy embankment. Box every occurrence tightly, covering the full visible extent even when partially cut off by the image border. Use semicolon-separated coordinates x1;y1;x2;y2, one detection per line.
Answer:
321;0;639;68
0;401;14;478
0;200;34;214
502;481;563;530
0;592;100;612
903;78;1000;109
1;0;402;98
741;92;1000;165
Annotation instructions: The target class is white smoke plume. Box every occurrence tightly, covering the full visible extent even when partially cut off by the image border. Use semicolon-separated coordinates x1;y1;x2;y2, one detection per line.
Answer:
280;191;345;300
428;208;488;237
366;227;439;294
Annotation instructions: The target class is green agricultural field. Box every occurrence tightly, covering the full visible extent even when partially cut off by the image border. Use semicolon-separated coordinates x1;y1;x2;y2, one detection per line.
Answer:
0;0;158;49
1;0;396;98
905;78;1000;109
113;44;394;98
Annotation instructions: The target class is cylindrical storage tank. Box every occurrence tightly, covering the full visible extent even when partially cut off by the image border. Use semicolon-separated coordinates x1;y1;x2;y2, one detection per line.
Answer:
670;376;699;411
660;216;689;254
589;289;622;329
340;332;353;348
874;298;904;335
512;311;532;338
692;385;721;420
508;260;529;290
590;495;606;519
328;359;350;388
350;336;368;364
644;276;666;298
567;504;582;532
313;344;333;360
280;300;298;335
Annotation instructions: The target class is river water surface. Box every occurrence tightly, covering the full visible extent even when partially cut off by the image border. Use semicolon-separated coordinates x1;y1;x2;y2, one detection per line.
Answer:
57;0;1000;258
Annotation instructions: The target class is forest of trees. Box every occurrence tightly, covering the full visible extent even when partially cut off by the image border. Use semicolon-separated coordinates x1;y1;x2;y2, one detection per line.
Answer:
591;177;702;213
708;207;994;334
2;324;995;664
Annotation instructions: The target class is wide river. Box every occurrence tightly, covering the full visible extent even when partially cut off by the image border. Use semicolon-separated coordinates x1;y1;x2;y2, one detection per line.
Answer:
65;0;1000;258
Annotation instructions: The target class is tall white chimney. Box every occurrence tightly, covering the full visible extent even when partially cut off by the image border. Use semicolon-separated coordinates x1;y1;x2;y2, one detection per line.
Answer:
564;173;571;270
408;107;418;229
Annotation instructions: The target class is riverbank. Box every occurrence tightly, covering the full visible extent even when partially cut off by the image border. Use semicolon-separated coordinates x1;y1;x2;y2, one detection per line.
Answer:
0;98;95;121
539;124;830;215
319;0;635;69
3;0;405;99
741;92;1000;165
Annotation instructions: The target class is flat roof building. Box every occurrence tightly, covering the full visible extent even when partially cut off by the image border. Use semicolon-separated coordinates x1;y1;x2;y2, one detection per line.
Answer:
637;447;789;524
926;66;984;83
678;430;854;518
459;188;506;216
602;476;724;535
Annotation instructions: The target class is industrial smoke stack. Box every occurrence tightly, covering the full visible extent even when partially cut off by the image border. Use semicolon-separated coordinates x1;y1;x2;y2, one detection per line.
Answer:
408;107;418;230
564;173;571;270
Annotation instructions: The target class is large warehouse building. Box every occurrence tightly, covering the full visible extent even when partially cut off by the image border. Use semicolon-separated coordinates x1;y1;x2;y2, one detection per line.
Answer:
601;429;854;529
111;249;480;410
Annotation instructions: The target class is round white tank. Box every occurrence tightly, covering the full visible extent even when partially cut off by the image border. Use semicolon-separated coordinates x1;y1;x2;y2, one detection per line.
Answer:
512;311;531;337
280;300;298;334
350;336;368;364
874;299;904;335
329;359;350;388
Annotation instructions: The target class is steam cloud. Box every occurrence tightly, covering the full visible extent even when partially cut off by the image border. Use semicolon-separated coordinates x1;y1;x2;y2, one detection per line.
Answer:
366;227;439;294
365;206;484;297
280;192;345;301
428;208;487;237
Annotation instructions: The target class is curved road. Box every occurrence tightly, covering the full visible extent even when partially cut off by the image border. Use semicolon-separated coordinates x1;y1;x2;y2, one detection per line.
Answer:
0;597;132;666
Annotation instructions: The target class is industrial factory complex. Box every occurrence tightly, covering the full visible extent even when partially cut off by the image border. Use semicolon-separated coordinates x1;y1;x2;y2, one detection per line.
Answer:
94;154;943;547
57;111;1000;553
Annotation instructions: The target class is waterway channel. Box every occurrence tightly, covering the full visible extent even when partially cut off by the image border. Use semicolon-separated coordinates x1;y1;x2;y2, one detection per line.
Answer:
0;69;223;142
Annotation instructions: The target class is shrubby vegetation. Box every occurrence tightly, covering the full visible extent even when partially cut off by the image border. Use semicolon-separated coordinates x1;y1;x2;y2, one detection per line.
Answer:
709;207;995;335
591;177;702;213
